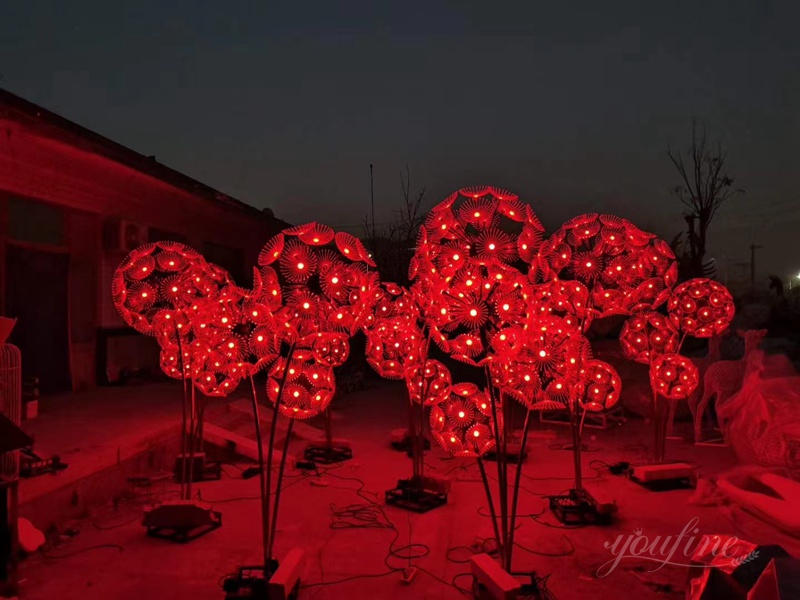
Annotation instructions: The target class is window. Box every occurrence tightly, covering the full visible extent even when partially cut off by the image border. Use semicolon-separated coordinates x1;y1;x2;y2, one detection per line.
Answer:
8;197;65;247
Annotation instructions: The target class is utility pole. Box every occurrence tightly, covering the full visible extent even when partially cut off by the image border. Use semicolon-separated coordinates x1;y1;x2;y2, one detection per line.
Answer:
720;255;729;287
369;164;375;238
749;243;763;296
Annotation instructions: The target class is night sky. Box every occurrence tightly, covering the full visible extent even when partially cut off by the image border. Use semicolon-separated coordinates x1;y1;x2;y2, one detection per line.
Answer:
2;1;799;283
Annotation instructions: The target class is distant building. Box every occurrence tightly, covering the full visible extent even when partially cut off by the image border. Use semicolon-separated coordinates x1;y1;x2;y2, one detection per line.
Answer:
0;89;288;393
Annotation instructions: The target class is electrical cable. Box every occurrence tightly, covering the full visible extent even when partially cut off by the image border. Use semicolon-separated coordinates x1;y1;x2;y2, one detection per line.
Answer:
296;469;472;596
42;543;124;559
477;505;545;519
548;442;602;452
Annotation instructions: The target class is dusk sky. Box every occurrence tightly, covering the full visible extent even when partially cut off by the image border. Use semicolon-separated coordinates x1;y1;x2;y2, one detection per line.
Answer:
2;1;799;283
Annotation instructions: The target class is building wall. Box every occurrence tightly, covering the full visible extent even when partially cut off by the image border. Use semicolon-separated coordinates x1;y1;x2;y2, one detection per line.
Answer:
0;116;283;392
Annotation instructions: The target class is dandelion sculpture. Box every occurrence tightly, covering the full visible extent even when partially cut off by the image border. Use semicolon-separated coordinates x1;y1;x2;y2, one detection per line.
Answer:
112;242;232;501
112;242;237;541
528;214;679;488
651;277;735;461
409;186;600;570
254;222;378;570
362;283;450;511
617;277;734;463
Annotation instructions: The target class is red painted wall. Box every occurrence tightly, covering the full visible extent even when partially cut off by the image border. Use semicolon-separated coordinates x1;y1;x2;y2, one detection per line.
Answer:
0;116;283;391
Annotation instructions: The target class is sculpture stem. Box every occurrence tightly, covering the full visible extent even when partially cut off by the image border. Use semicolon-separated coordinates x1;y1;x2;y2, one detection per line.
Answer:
477;457;502;562
506;408;532;571
263;345;295;566
248;374;270;573
267;418;294;566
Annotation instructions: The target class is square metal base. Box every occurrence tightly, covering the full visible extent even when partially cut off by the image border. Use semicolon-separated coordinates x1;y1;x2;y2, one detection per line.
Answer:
548;489;613;526
143;501;222;543
303;443;353;465
385;479;447;513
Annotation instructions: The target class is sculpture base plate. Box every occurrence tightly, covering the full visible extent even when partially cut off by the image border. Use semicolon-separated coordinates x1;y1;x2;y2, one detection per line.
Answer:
385;478;447;514
142;500;222;543
548;489;614;526
303;442;353;465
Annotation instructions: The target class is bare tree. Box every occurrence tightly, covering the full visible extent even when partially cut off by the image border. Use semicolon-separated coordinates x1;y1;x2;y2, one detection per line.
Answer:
363;164;426;284
668;122;743;279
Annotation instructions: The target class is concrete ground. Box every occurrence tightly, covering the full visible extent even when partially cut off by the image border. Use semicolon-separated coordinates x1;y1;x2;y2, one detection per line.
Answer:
20;383;182;506
14;379;800;600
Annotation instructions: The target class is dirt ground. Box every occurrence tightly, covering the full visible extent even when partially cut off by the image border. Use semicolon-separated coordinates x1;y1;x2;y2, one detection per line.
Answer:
15;380;800;600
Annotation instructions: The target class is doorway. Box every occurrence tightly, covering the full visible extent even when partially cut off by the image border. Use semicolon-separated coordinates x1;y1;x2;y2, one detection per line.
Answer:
4;245;71;394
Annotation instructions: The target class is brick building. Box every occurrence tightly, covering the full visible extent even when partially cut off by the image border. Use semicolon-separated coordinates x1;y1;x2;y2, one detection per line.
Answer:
0;89;287;393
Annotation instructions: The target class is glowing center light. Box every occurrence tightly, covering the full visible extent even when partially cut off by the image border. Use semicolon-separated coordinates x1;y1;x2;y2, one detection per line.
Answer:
458;411;465;418
297;262;305;270
539;350;547;358
469;309;478;317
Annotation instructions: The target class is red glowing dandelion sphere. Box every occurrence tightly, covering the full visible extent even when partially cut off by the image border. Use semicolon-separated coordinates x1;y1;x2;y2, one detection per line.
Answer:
430;385;502;458
267;357;336;419
533;214;677;319
415;187;532;273
519;314;586;380
489;314;588;410
112;242;230;337
649;353;699;400
363;282;426;379
159;342;196;381
410;187;534;364
577;359;621;412
405;359;452;405
365;316;425;379
193;279;283;378
619;311;680;364
497;362;542;408
525;279;591;331
312;332;351;368
667;278;735;338
414;257;527;366
257;223;380;337
366;282;416;328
